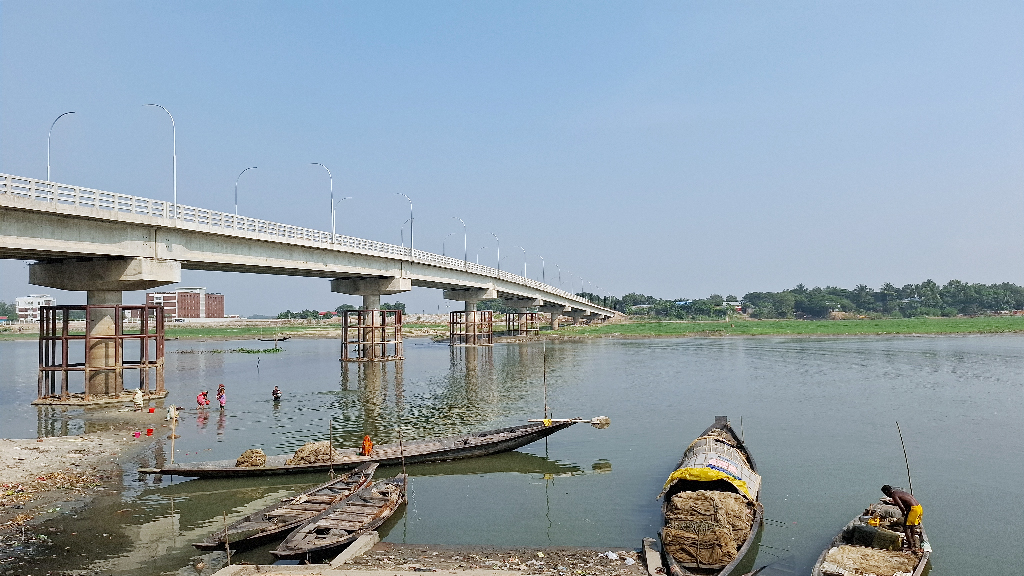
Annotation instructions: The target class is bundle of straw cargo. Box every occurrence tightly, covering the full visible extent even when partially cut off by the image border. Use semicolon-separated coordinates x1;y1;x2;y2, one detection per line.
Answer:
235;448;267;467
662;490;753;566
285;441;336;465
820;545;917;576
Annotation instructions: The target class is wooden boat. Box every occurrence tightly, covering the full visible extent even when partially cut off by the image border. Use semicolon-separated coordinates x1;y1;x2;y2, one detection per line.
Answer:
811;501;931;576
258;336;290;342
191;462;377;552
270;474;407;559
139;417;608;479
657;416;763;576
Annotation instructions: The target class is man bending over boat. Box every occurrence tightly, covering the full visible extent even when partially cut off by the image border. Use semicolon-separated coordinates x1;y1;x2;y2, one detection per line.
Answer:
881;485;923;550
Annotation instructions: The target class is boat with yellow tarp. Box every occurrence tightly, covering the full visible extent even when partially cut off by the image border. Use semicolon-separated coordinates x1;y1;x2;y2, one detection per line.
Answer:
656;416;763;576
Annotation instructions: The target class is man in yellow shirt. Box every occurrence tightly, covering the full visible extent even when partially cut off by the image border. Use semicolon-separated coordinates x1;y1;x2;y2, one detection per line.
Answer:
882;485;923;550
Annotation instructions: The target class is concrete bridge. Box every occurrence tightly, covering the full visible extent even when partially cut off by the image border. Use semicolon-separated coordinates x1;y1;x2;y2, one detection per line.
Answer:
2;172;616;400
0;172;615;321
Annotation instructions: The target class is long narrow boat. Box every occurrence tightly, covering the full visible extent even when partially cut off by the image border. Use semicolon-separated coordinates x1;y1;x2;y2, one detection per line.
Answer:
811;501;931;576
658;416;763;576
191;462;377;552
140;417;607;479
270;474;407;560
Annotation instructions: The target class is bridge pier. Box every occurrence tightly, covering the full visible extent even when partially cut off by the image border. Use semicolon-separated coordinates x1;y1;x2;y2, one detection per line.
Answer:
28;257;179;402
565;309;587;325
503;297;541;336
444;287;497;346
538;304;569;330
332;277;410;362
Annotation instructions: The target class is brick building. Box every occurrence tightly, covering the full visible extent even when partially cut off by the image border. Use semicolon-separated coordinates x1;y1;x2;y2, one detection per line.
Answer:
146;287;225;319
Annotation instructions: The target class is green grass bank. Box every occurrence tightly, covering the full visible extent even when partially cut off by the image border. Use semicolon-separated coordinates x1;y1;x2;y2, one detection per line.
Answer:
558;316;1024;337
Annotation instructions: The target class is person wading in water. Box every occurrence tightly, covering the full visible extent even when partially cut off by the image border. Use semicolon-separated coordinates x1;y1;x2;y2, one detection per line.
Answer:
882;484;923;551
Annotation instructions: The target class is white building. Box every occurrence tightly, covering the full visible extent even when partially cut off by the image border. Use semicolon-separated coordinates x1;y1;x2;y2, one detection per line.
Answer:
16;294;56;323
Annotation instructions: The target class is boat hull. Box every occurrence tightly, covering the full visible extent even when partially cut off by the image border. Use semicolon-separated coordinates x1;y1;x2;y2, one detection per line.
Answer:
141;421;576;479
191;462;377;552
811;509;931;576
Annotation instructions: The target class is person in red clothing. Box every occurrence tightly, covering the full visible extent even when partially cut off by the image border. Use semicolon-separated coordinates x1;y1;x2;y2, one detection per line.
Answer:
196;390;210;407
361;435;373;456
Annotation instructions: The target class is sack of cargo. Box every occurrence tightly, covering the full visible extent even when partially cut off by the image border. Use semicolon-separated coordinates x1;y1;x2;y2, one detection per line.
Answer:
235;448;267;467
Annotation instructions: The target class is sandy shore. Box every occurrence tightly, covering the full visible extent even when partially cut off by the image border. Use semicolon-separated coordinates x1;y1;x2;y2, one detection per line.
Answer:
0;410;166;532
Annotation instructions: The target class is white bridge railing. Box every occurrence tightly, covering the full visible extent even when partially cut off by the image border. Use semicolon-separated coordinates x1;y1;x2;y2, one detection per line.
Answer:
1;173;610;312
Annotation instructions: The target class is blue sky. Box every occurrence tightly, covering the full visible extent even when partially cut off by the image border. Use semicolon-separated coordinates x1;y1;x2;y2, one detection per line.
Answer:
2;1;1022;315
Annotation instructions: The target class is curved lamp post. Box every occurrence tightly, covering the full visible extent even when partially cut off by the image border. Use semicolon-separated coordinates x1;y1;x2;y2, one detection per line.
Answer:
538;255;545;283
234;166;257;216
47;111;75;182
334;196;353;238
443;232;455;257
453;217;467;262
517;246;527;278
310;163;334;239
491;233;500;272
396;193;413;253
145;104;176;217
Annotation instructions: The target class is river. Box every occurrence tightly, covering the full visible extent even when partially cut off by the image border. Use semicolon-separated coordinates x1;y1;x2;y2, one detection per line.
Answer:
1;335;1021;574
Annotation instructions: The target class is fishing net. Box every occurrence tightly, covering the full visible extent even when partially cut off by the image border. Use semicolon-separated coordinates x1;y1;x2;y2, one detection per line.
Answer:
662;490;753;566
285;441;336;465
235;448;267;467
820;545;917;576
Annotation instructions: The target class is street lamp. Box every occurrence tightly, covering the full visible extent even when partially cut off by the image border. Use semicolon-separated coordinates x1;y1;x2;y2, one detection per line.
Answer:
442;232;455;257
334;196;353;238
517;246;527;277
396;193;413;253
538;255;545;283
453;217;466;262
491;233;500;272
234;166;257;216
310;163;334;238
556;264;562;287
145;104;176;217
47;111;75;182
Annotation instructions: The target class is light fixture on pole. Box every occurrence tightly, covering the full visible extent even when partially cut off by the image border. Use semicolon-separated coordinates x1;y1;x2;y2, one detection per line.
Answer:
234;166;257;216
396;193;413;253
538;255;545;283
47;111;75;182
491;233;500;272
145;104;176;218
453;217;467;262
556;264;562;287
310;163;334;239
334;196;353;238
443;232;455;257
517;246;527;277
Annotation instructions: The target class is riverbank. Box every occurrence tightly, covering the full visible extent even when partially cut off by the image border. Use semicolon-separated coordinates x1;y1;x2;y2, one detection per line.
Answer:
0;412;162;533
6;315;1024;343
213;542;644;576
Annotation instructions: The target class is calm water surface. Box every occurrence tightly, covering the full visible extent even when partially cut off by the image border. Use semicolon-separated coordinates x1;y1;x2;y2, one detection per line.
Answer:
1;335;1021;575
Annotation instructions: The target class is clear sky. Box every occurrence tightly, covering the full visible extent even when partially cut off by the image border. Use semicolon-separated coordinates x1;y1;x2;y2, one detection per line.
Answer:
2;1;1022;316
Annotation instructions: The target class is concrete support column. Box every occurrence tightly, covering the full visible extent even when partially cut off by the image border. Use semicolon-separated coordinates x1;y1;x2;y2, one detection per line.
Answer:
565;310;587;325
362;294;381;310
86;290;122;396
539;304;569;330
464;300;478;312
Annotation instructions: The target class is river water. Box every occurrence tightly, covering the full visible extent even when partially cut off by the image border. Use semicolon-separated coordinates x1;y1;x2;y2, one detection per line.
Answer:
1;335;1021;575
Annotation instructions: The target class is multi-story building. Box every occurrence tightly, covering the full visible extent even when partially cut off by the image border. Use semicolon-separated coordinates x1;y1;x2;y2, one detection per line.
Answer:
16;294;56;322
146;287;225;319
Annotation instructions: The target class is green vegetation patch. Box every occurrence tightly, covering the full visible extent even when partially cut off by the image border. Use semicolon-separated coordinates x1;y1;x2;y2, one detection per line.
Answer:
561;316;1024;337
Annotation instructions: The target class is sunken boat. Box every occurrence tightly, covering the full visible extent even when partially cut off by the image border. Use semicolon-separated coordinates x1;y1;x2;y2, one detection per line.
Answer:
657;416;763;576
140;417;609;479
811;499;931;576
192;462;377;552
270;474;407;559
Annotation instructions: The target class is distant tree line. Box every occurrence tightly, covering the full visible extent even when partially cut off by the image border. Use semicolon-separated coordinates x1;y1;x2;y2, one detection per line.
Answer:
275;302;406;319
596;280;1024;320
741;280;1024;319
0;300;15;320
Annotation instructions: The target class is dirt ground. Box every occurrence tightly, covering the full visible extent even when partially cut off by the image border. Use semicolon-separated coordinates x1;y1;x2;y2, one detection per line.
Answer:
0;410;164;531
345;543;645;576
